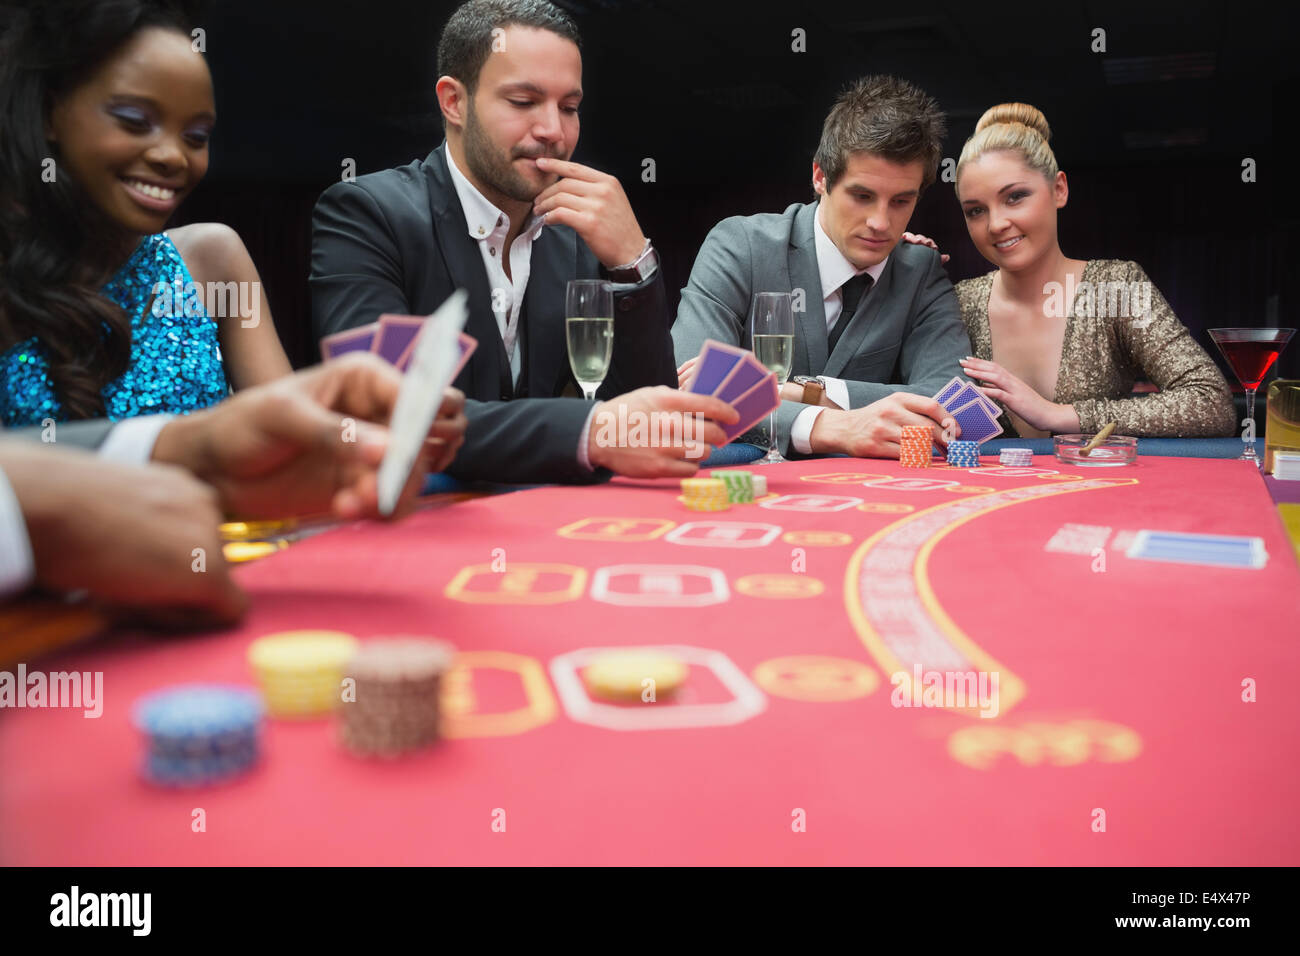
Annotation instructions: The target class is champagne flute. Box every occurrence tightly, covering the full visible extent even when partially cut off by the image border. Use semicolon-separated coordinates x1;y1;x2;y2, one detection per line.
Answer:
750;292;795;465
1208;327;1295;465
565;280;614;400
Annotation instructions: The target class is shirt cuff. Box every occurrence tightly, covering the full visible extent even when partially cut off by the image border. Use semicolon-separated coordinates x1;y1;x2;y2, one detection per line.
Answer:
790;406;824;455
97;414;174;466
823;377;850;411
0;466;35;600
577;405;598;472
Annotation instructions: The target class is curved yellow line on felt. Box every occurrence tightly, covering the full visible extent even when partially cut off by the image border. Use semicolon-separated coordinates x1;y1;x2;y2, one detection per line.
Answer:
843;477;1139;719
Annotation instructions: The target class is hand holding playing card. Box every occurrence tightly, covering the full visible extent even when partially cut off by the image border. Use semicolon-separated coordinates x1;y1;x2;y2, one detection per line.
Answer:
957;357;1080;434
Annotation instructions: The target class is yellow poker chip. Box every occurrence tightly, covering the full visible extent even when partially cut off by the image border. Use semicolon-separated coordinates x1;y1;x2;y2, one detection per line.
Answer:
220;519;297;541
583;650;688;701
223;540;287;563
247;630;358;676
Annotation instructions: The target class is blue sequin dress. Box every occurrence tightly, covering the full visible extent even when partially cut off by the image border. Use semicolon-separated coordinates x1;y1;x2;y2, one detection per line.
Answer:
1;233;229;425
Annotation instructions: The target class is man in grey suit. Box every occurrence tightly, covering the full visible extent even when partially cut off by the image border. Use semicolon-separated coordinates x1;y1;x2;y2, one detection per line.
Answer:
673;75;971;459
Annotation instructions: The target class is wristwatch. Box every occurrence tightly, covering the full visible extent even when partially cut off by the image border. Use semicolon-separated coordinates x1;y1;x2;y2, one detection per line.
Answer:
792;375;827;406
605;239;659;283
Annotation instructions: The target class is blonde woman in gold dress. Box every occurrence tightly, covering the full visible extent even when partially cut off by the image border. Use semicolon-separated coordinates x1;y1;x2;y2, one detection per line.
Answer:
951;103;1236;439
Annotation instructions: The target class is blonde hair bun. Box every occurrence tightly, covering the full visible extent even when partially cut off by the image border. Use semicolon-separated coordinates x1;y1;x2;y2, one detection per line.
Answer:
974;103;1051;142
957;102;1059;185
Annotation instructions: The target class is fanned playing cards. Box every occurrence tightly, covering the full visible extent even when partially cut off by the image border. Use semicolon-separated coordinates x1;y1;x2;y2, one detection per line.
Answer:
932;375;1003;444
685;339;782;443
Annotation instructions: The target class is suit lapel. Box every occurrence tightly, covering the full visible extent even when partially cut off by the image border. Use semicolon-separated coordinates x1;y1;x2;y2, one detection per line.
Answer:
825;253;897;376
424;144;505;398
789;202;827;377
524;228;574;398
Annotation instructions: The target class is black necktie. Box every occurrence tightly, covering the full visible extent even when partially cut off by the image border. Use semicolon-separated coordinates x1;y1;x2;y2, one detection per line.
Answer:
829;272;873;353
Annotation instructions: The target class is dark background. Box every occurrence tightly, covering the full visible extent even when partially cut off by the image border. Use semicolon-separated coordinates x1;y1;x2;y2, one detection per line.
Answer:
174;0;1300;386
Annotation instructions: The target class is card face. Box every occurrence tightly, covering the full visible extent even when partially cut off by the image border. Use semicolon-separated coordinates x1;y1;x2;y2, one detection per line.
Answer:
1127;531;1268;570
722;372;780;442
688;340;748;395
376;290;469;516
321;323;379;361
372;315;427;366
714;354;770;404
949;398;1004;444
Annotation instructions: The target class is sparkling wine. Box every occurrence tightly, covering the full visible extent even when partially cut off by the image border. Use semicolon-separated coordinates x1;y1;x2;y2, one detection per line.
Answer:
566;316;613;389
753;334;794;384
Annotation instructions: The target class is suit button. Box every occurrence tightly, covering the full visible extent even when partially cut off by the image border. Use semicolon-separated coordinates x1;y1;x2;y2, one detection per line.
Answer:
618;296;635;313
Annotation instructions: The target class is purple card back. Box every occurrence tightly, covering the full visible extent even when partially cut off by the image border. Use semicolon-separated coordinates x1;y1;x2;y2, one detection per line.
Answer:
722;373;780;441
949;398;1004;444
946;381;1000;418
321;323;379;361
935;376;966;407
714;355;769;403
372;316;426;365
688;342;746;395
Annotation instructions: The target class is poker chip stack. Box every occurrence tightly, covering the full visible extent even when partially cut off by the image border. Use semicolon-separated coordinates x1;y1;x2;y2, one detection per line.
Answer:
999;447;1033;467
899;426;933;468
680;477;731;511
339;638;456;758
133;684;263;787
751;474;768;498
248;630;359;719
946;440;981;468
710;469;755;503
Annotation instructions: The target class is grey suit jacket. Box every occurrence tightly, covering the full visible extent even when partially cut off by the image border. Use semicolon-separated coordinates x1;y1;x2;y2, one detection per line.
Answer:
673;201;972;455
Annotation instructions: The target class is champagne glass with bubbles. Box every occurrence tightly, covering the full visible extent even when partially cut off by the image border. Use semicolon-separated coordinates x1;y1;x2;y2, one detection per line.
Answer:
750;292;794;465
566;280;614;400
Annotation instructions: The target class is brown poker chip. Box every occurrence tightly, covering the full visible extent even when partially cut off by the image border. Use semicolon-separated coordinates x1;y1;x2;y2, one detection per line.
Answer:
338;638;456;757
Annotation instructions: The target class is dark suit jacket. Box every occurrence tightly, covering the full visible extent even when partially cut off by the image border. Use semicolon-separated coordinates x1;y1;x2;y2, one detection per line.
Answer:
672;201;972;456
310;144;674;483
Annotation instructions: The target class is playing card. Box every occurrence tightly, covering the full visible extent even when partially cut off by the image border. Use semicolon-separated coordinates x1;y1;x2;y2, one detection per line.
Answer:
721;372;780;442
714;354;770;404
1127;531;1268;570
937;378;1000;419
372;315;427;366
397;329;477;376
375;290;469;516
321;323;379;361
948;397;1004;444
934;376;967;407
687;340;749;395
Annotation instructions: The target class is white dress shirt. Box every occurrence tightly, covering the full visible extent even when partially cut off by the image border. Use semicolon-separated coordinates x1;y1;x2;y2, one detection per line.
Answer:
0;414;172;599
446;146;605;470
787;200;890;454
445;146;547;389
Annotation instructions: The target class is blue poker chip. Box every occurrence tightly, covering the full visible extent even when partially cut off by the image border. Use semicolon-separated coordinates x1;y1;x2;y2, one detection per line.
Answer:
134;684;263;740
134;685;263;786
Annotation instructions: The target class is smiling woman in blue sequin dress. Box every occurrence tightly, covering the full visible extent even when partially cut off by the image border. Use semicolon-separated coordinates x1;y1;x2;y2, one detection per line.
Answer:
0;1;291;426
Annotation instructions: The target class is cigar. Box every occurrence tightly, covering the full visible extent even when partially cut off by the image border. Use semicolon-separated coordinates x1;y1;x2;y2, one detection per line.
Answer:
1079;422;1118;456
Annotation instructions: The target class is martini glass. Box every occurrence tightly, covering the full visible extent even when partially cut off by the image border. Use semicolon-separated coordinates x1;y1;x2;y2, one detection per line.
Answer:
1209;328;1295;465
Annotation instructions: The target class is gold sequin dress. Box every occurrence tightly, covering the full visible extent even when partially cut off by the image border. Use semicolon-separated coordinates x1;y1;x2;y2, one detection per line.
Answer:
954;259;1237;438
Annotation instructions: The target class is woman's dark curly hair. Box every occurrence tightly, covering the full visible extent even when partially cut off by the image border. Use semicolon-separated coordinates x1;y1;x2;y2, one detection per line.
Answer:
0;0;201;418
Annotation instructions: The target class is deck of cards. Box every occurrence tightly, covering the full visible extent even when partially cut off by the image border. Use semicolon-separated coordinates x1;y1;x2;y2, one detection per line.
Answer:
372;290;476;516
933;375;1004;444
684;340;782;442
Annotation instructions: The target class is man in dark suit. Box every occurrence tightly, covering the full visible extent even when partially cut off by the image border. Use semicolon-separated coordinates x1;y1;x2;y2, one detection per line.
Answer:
311;0;695;484
673;75;971;459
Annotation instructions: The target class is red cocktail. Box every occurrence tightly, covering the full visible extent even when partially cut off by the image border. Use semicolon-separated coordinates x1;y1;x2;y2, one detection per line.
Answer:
1209;328;1295;465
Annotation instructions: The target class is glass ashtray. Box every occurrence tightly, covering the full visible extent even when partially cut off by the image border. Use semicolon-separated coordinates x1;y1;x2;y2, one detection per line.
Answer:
1053;433;1138;466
